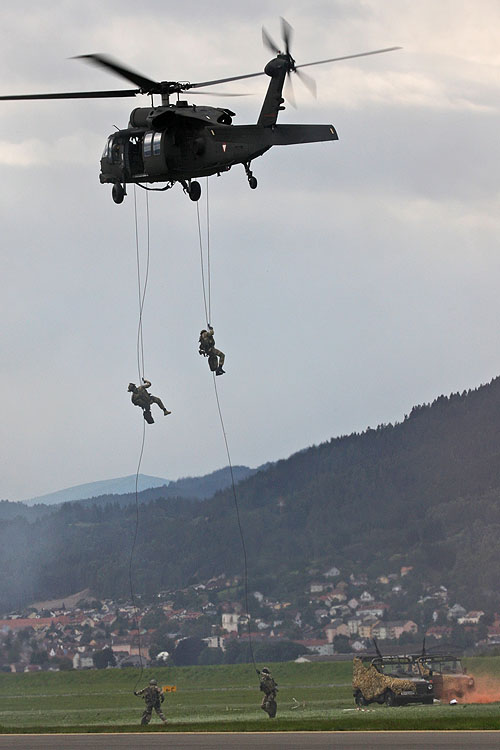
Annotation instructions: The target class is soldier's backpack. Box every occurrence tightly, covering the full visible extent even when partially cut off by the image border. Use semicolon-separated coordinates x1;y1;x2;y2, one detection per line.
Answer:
208;353;218;372
143;409;154;424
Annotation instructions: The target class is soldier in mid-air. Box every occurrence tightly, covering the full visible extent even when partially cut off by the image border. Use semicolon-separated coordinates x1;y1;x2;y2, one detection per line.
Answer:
199;325;225;375
128;378;171;424
258;667;278;718
134;678;167;725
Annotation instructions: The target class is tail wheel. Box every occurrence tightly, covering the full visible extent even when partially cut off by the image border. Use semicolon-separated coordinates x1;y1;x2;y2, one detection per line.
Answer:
249;176;258;189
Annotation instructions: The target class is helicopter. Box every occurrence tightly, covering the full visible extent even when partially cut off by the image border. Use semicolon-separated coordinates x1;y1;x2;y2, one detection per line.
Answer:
0;19;400;204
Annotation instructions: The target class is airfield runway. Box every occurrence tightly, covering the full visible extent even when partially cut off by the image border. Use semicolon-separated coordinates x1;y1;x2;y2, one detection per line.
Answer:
1;732;500;749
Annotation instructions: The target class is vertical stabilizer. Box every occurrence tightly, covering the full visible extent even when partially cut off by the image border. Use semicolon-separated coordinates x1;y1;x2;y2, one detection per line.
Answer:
257;58;288;127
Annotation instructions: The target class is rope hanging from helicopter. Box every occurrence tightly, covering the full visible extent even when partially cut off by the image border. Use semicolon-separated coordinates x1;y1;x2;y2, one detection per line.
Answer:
196;180;257;673
128;185;152;689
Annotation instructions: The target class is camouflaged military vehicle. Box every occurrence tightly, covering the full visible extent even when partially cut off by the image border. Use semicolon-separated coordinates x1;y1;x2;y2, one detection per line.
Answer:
412;654;475;701
352;655;435;706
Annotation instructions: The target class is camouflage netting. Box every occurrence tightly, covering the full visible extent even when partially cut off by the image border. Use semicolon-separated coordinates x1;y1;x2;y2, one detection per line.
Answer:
352;657;416;701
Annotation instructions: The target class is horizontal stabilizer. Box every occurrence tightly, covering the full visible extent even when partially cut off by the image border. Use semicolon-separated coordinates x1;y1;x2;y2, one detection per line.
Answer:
271;124;338;144
210;123;338;148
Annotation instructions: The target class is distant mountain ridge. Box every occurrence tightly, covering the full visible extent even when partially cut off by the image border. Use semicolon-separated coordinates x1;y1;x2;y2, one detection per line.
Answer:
73;465;259;508
0;465;259;523
3;377;500;612
23;474;170;506
20;466;260;509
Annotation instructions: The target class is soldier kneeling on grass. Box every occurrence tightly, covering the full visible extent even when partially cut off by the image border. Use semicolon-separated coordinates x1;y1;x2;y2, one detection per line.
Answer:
134;678;167;725
258;667;278;718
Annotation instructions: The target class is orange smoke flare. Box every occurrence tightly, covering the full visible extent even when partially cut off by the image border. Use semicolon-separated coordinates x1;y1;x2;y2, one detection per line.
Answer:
457;675;500;704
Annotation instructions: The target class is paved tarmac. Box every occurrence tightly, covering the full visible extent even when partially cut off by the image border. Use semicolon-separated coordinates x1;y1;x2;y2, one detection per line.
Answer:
1;733;500;749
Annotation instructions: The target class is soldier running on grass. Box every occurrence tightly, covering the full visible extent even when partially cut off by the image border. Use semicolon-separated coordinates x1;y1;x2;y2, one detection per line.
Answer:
134;678;167;725
258;667;278;718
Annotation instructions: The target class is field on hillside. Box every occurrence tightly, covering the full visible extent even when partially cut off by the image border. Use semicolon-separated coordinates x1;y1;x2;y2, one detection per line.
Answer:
1;659;500;733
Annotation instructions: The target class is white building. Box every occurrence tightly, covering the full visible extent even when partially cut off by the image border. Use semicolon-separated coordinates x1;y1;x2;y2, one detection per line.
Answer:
221;613;240;633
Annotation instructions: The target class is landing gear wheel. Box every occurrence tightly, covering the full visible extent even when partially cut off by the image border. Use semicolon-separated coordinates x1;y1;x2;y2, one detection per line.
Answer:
244;161;257;190
188;180;201;201
112;183;125;204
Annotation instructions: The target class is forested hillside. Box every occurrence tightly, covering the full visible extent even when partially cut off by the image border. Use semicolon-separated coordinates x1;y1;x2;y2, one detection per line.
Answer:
3;377;500;612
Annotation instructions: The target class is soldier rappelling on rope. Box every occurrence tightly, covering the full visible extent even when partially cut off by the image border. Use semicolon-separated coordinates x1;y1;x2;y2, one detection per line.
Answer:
128;378;171;424
199;325;225;375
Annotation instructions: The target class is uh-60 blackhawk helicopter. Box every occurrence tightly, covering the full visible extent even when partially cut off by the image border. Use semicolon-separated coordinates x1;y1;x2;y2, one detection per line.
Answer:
0;19;399;204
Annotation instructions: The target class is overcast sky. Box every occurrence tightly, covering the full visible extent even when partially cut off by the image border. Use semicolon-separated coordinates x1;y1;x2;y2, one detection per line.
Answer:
1;0;499;501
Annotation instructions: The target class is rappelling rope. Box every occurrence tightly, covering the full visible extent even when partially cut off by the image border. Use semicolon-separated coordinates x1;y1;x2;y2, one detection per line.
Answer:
129;185;152;689
212;377;257;671
196;199;210;327
206;177;212;324
133;187;151;381
129;420;146;690
196;183;257;672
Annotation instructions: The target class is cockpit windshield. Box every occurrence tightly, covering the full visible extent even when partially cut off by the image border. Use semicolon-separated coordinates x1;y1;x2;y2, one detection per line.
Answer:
102;136;122;164
102;137;112;159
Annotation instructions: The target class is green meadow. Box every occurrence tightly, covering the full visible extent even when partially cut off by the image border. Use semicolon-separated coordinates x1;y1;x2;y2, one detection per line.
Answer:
1;658;500;733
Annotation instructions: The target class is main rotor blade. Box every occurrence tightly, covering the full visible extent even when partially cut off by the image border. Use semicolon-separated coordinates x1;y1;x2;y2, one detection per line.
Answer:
188;71;266;89
186;90;251;97
74;54;160;93
0;89;139;101
189;46;400;90
281;17;293;58
296;46;402;70
262;26;280;55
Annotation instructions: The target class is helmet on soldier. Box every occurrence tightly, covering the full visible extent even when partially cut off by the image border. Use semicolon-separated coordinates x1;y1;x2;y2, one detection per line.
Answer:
128;383;136;392
261;667;270;674
149;678;158;686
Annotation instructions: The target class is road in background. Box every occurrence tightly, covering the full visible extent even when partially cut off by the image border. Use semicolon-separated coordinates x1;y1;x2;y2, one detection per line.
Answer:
1;732;500;749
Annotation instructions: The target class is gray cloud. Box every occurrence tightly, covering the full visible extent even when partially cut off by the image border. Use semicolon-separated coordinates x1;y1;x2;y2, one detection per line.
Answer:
1;0;499;500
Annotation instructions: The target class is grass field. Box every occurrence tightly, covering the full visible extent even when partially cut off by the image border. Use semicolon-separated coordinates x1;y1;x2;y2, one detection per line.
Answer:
1;658;500;733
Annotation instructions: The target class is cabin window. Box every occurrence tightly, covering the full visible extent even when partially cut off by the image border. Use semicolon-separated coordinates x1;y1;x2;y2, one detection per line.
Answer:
153;132;162;156
111;141;122;164
143;132;154;158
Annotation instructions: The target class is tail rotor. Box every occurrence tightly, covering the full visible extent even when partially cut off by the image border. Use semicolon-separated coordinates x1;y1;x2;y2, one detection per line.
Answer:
262;17;316;107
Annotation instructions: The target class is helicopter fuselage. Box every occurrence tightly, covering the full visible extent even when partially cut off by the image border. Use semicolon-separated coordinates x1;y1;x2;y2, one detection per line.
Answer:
100;55;338;201
101;102;267;185
0;29;399;203
100;98;338;191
